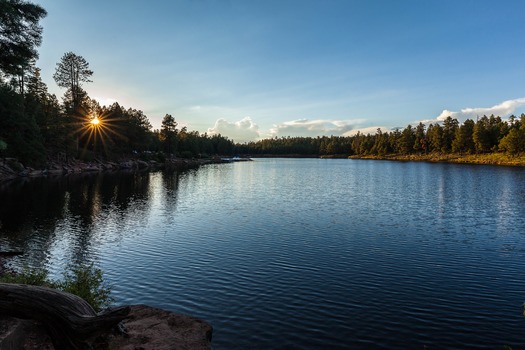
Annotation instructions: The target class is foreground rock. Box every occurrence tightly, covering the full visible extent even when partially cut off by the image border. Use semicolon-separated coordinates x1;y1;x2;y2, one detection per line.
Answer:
107;305;213;350
0;305;213;350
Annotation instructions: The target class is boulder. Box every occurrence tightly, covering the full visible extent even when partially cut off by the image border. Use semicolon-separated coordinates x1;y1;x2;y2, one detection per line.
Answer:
107;305;213;350
137;160;149;169
119;161;134;169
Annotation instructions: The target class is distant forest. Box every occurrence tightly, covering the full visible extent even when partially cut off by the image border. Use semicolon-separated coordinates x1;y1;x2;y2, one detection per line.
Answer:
238;114;525;157
2;1;525;168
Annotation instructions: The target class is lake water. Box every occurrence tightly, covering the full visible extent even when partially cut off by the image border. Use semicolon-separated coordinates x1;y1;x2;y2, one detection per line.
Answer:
1;158;525;349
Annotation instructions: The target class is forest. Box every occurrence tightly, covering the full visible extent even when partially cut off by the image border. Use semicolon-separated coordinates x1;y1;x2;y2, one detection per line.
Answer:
237;114;525;158
2;0;525;168
0;0;235;167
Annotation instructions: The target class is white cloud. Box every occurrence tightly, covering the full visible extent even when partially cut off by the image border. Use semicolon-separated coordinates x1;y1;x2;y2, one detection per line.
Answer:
433;97;525;124
93;96;117;106
269;119;366;138
207;117;260;143
343;126;391;136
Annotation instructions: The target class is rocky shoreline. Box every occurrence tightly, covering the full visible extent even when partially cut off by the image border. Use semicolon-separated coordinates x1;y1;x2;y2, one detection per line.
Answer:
0;304;213;350
0;157;231;183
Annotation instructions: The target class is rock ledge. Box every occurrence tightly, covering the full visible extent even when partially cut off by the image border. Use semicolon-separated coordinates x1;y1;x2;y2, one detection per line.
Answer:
0;304;213;350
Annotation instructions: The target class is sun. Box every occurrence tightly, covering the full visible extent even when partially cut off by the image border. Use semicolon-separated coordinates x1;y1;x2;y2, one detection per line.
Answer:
74;110;127;159
90;117;101;126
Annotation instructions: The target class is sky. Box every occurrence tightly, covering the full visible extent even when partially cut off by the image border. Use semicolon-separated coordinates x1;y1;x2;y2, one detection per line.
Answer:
32;0;525;143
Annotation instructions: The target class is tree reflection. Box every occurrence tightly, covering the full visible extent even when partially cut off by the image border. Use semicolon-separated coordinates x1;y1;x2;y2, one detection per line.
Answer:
161;170;181;208
0;171;154;271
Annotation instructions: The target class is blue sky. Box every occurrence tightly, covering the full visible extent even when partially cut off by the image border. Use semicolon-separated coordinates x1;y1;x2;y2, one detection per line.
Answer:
33;0;525;143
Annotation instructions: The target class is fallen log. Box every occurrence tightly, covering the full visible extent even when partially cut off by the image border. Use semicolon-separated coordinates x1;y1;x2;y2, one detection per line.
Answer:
0;283;130;350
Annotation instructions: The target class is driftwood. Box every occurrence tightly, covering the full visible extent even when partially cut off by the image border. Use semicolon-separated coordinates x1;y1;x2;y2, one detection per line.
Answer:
0;283;130;350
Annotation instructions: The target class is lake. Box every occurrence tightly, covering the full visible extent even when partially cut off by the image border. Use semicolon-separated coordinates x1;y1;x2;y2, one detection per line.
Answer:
1;158;525;349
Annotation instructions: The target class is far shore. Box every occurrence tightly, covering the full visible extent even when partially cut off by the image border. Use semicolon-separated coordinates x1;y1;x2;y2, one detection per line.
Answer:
348;152;525;167
252;152;525;166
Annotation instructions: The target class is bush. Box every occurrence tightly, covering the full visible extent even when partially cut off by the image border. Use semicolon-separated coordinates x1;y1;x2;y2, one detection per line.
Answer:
56;263;113;312
0;266;49;286
0;263;112;312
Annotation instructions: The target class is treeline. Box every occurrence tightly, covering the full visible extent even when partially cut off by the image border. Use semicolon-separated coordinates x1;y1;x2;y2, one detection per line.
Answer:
0;0;234;167
237;115;525;157
3;1;525;166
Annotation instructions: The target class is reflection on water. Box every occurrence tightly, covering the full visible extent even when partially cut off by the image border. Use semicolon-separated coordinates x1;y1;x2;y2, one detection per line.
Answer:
0;170;175;268
1;160;525;349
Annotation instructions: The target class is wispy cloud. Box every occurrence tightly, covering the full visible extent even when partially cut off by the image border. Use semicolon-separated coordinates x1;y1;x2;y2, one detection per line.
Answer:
343;126;391;136
429;97;525;124
92;96;117;107
207;117;260;143
205;97;525;143
269;119;366;138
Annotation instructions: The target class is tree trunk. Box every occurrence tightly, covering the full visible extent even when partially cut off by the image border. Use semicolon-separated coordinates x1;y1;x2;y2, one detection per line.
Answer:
0;283;129;350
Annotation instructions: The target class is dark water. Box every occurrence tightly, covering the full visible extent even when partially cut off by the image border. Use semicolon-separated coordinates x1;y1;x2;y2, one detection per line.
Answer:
1;158;525;349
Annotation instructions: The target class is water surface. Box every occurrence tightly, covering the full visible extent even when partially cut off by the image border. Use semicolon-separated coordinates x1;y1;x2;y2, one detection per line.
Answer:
1;159;525;349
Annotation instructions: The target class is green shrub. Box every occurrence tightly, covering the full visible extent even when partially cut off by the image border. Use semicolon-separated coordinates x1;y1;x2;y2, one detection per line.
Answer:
0;263;112;312
0;266;49;286
56;263;112;312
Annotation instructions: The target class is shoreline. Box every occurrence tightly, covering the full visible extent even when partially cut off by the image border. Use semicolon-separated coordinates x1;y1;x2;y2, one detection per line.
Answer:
0;304;213;349
2;152;523;183
348;152;525;167
0;156;233;183
251;152;525;166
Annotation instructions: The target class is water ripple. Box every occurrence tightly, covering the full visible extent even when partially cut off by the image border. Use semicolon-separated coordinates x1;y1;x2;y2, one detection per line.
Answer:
2;160;525;349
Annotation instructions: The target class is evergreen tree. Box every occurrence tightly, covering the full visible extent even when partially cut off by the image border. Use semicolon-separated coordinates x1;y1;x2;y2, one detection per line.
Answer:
413;122;427;154
427;123;443;152
53;52;93;112
451;119;475;154
499;128;525;155
0;82;45;165
473;115;503;153
441;116;459;153
26;66;47;99
398;125;415;154
0;0;47;77
160;114;178;155
372;129;391;155
351;132;364;155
